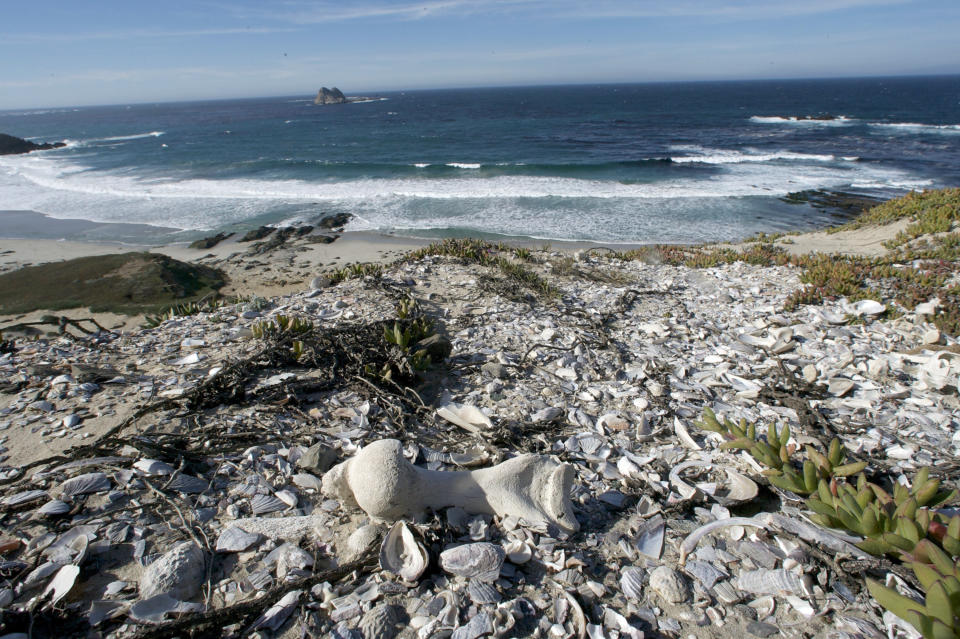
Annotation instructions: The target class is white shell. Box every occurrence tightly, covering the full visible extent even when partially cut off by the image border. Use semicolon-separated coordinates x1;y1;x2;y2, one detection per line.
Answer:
275;489;298;508
60;472;111;496
129;593;204;623
716;468;759;506
504;540;532;564
436;402;493;434
849;299;885;316
133;459;174;476
439;542;504;582
379;521;428;582
41;564;80;608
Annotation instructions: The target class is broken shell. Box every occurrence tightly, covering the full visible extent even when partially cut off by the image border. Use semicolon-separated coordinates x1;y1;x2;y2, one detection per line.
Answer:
129;594;204;624
216;527;261;553
436;402;493;434
379;521;428;582
849;299;885;316
346;524;382;562
60;472;111;497
620;567;645;600
468;580;502;605
439;542;505;582
635;514;665;560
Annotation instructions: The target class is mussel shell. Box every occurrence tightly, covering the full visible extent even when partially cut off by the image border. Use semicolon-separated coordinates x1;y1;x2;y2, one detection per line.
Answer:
379;521;428;582
60;472;111;496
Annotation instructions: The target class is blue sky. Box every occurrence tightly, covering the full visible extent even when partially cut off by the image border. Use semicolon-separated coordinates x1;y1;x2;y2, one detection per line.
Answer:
0;0;957;109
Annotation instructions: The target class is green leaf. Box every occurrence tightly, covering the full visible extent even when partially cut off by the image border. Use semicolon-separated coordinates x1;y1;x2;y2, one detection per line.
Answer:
779;423;791;447
828;438;843;467
924;581;953;626
833;461;869;477
806;497;839;519
912;563;946;591
803;461;818;493
857;537;894;556
881;532;916;552
866;579;925;629
719;437;756;451
912;467;931;495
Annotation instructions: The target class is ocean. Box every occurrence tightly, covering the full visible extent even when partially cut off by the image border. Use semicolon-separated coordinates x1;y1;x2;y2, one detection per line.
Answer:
1;76;958;245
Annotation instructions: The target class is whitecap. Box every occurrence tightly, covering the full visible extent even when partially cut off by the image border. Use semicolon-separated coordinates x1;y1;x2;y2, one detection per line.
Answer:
446;163;481;169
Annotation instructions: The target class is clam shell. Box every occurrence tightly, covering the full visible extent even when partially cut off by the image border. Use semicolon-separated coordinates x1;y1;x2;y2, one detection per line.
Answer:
60;472;111;496
250;494;287;515
166;474;209;494
439;542;505;582
468;580;502;605
3;489;48;507
379;521;428;582
275;489;298;508
736;568;804;595
715;469;759;505
36;499;73;517
133;459;174;476
216;527;261;553
620;566;645;600
436;402;493;434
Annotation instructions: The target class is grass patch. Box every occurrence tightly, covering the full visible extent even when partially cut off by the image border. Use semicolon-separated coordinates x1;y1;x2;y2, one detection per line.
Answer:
0;252;226;315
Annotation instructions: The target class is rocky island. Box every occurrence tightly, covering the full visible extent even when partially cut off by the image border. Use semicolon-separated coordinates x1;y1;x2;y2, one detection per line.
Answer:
313;87;378;105
0;133;66;155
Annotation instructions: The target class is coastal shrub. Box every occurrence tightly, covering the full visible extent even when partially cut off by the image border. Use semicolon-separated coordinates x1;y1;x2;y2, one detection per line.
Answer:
828;188;960;242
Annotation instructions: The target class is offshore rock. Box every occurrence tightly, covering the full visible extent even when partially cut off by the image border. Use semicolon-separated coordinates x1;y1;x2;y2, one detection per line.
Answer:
0;132;66;155
315;87;348;105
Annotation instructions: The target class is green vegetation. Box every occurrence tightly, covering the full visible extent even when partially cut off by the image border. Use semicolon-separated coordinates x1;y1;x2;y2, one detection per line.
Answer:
404;238;560;300
0;252;225;316
608;189;960;335
695;408;960;639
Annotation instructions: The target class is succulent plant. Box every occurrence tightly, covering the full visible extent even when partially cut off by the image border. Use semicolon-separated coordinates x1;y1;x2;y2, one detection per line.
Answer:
868;540;960;639
251;315;314;339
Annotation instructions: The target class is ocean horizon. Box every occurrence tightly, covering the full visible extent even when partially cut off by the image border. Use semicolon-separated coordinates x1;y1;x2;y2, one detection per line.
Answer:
1;75;958;246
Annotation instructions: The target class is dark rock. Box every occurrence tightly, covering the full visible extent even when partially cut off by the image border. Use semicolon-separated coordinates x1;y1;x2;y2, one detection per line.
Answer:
70;364;119;384
309;275;333;289
248;226;313;255
416;334;452;363
314;87;348;105
481;362;508;379
780;189;884;219
317;212;352;229
188;232;233;250
746;621;779;638
239;226;275;243
302;234;338;245
0;133;66;155
298;443;338;473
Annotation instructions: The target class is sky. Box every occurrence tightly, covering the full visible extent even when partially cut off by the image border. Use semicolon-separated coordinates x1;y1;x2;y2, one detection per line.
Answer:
0;0;957;109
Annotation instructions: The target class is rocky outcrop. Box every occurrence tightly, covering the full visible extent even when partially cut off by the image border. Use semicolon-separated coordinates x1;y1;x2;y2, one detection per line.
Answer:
314;87;348;105
0;133;66;155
